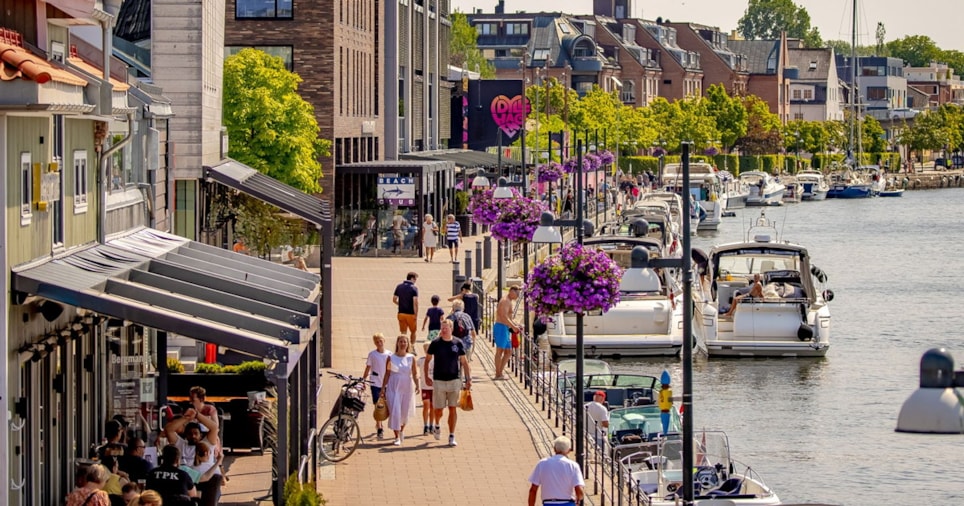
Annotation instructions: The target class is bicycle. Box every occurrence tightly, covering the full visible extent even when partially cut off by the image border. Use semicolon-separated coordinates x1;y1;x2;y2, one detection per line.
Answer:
318;371;370;462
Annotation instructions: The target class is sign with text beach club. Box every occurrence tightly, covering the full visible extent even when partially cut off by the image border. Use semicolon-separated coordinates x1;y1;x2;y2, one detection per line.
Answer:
378;176;416;206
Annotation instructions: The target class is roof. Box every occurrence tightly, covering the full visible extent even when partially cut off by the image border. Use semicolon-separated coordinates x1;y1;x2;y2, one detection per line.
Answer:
400;149;518;168
12;228;320;367
67;54;130;91
114;0;151;43
205;159;331;226
787;47;834;81
0;39;87;86
727;39;779;75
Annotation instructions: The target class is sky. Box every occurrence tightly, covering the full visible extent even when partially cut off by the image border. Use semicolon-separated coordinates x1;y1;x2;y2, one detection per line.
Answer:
451;0;964;52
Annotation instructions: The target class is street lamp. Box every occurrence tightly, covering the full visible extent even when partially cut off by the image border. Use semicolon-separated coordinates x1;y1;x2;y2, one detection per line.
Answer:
531;140;596;471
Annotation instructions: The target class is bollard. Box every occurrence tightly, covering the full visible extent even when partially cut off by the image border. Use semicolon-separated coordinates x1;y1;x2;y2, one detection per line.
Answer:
452;262;462;295
475;241;483;278
464;250;473;279
483;236;492;269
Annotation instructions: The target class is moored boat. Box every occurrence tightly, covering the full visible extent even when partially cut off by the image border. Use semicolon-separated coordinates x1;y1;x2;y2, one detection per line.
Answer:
661;162;726;230
740;171;785;206
796;170;829;200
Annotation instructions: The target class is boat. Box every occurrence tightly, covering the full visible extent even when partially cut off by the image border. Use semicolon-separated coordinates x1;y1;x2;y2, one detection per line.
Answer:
720;171;749;209
739;171;785;206
660;162;726;230
826;167;873;198
693;210;833;357
879;178;905;197
639;192;690;236
795;170;829;200
544;236;685;358
564;373;663;409
621;431;781;505
780;176;802;203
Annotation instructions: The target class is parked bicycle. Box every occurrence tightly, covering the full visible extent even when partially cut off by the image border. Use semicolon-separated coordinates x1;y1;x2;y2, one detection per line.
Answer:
319;371;370;462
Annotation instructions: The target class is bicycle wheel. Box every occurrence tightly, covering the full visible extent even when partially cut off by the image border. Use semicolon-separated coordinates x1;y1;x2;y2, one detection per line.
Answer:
318;414;361;462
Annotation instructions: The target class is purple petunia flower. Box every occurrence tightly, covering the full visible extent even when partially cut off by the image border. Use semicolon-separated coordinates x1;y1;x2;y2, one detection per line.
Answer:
525;243;623;316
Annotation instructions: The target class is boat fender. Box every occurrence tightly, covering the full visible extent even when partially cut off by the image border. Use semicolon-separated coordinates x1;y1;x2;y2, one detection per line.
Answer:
797;323;815;341
823;289;834;302
902;177;910;189
532;319;548;337
941;176;948;187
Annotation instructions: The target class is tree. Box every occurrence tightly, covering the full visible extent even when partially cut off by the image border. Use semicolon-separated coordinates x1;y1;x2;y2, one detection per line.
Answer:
450;11;495;78
899;110;949;167
737;95;782;155
939;50;964;82
737;0;822;47
861;116;887;153
875;22;886;56
824;40;876;57
704;84;747;151
886;35;941;68
645;97;719;153
222;48;330;255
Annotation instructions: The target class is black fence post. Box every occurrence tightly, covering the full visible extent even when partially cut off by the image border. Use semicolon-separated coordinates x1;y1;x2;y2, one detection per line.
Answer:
475;241;483;278
464;250;473;279
452;262;462;295
483;235;492;269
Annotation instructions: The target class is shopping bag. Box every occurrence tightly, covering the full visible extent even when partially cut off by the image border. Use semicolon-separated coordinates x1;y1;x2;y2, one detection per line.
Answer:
458;388;474;411
372;396;389;421
511;330;521;349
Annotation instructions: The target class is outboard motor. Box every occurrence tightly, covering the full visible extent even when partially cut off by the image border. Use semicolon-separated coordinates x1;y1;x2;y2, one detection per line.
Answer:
896;348;964;433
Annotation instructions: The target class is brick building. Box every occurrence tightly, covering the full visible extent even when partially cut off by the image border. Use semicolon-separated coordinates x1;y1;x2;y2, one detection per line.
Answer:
667;22;747;96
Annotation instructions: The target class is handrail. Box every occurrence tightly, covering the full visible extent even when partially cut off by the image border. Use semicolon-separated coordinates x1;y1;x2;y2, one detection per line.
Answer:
297;427;317;484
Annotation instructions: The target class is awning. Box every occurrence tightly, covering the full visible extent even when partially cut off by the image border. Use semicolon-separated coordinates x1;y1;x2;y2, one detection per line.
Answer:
401;149;518;168
204;159;331;226
12;228;320;372
611;76;623;88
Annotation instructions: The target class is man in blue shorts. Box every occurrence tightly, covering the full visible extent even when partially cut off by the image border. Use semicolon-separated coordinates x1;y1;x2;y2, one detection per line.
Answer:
493;286;521;379
445;214;461;262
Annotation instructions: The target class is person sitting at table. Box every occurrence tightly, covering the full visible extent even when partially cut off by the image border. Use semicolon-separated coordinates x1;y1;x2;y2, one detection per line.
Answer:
188;386;219;434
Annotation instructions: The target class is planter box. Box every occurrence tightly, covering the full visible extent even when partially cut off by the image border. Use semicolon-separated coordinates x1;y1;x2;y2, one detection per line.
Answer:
168;373;272;398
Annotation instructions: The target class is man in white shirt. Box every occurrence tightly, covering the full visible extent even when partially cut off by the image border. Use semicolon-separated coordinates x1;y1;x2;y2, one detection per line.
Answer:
585;390;610;448
362;333;392;439
528;436;585;506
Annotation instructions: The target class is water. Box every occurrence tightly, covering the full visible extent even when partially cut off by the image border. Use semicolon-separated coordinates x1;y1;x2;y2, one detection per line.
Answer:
611;189;964;505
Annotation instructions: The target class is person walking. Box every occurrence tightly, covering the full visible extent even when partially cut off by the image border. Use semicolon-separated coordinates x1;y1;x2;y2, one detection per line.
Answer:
493;286;522;380
381;335;418;446
362;333;392;439
421;295;445;341
392;272;419;350
447;282;480;336
65;463;111;506
527;436;585;506
444;214;462;263
424;320;471;446
391;213;410;254
422;214;439;262
447;299;477;363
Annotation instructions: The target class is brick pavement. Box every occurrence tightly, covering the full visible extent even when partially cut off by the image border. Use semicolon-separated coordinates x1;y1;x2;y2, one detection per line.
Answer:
318;233;557;506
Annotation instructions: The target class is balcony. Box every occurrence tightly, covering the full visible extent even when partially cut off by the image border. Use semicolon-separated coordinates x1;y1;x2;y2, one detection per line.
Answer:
570;57;603;72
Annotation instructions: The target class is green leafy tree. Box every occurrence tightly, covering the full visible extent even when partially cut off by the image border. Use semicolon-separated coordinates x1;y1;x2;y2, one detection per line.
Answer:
737;0;822;47
222;48;330;255
646;97;719;153
737;95;782;155
861;116;887;153
450;11;495;78
824;40;877;57
704;84;748;151
939;50;964;81
899;110;949;166
886;35;942;68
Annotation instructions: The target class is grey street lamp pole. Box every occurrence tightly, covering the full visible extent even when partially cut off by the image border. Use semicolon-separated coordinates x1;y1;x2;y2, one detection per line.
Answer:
680;142;695;505
574;139;586;471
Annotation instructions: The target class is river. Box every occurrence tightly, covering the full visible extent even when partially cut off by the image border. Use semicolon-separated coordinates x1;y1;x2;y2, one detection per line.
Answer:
611;188;964;505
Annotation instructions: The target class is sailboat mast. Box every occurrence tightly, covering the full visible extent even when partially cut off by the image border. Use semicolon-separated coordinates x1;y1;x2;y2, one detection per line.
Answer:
849;0;858;163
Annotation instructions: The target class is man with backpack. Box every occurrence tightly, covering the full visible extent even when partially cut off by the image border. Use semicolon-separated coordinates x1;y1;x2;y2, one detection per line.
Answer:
448;299;477;362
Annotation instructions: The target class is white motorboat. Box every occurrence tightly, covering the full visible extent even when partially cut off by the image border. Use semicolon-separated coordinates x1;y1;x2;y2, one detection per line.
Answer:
639;192;690;236
694;211;832;357
780;176;802;204
795;170;829;200
621;430;781;505
661;162;726;230
720;171;749;209
544;236;684;358
739;171;785;206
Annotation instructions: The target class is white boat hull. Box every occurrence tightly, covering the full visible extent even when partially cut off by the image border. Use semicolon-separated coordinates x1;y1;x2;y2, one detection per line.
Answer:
695;301;831;358
546;297;685;357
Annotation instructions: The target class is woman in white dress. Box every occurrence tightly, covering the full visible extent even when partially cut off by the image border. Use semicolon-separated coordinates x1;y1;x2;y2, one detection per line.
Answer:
381;335;418;445
422;214;439;262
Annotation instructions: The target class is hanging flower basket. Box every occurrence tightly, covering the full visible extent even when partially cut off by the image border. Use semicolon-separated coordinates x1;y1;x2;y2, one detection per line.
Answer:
597;150;615;166
704;147;719;156
526;243;623;316
490;195;546;242
585;153;601;171
468;188;502;225
537;162;564;183
563;156;591;174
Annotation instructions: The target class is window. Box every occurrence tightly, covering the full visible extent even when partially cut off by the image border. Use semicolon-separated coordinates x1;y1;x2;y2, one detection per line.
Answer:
803;89;813;100
50;41;65;63
532;48;550;61
225;46;294;71
867;86;887;101
792;89;801;99
74;150;88;213
476;23;496;35
21;152;32;222
506;23;528;35
236;0;292;19
794;113;804;120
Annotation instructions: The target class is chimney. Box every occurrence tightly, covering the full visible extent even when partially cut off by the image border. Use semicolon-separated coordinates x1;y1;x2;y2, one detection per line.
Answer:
495;0;505;14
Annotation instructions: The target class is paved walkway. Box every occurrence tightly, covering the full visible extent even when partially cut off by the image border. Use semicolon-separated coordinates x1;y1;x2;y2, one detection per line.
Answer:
317;233;557;505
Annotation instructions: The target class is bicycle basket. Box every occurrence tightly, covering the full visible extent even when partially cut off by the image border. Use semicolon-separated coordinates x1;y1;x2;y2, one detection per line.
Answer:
343;395;366;412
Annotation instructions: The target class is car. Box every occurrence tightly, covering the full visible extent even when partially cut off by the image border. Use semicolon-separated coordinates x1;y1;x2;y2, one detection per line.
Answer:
935;155;964;169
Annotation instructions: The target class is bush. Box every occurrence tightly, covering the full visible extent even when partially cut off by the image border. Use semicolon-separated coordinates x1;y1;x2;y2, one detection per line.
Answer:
455;190;469;215
618;156;659;174
167;357;185;373
195;363;223;374
284;473;326;506
237;360;268;375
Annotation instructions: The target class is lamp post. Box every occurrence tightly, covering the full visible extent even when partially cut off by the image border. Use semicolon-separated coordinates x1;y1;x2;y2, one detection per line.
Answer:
531;140;595;471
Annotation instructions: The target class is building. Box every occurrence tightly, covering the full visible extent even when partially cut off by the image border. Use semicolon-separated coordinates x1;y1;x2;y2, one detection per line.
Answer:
787;46;844;121
666;22;748;96
579;14;662;107
836;55;907;115
630;19;703;101
904;61;964;108
728;36;790;123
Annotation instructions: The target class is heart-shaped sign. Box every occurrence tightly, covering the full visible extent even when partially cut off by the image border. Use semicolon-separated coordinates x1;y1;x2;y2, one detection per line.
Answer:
490;94;530;138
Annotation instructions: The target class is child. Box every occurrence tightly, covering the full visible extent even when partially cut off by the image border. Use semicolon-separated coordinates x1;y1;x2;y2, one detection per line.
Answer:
421;295;445;341
362;333;392;439
416;342;435;435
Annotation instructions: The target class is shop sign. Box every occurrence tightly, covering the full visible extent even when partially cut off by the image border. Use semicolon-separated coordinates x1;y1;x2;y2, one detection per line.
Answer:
377;176;416;206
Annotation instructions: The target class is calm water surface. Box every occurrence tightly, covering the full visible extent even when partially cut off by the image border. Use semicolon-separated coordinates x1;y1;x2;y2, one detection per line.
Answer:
612;188;964;505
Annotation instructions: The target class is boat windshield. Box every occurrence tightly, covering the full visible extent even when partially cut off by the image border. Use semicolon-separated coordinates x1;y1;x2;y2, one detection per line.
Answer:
717;252;800;277
609;405;680;435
